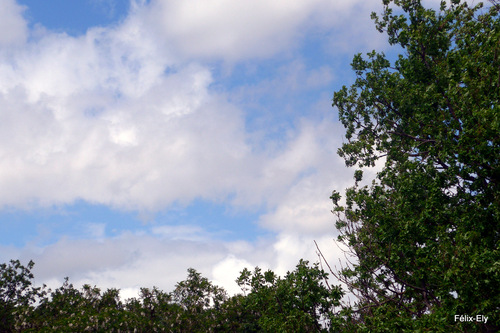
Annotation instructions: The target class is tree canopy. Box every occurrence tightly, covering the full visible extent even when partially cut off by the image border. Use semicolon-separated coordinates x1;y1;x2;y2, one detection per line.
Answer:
331;0;499;331
0;259;341;332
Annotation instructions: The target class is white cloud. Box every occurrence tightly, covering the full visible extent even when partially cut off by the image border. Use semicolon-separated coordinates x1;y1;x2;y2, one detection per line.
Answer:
254;119;352;233
0;37;348;216
151;224;208;241
211;255;253;295
0;0;27;47
0;0;380;302
321;1;388;56
0;19;254;210
138;0;372;61
0;0;371;214
2;227;348;298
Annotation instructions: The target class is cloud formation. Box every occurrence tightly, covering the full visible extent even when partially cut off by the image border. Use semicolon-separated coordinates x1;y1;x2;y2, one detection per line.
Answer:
0;0;384;296
139;0;369;61
0;20;242;210
0;0;356;214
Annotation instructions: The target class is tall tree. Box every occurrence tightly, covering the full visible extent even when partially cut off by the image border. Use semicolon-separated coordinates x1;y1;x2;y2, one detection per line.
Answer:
0;260;43;332
331;0;499;331
236;259;343;332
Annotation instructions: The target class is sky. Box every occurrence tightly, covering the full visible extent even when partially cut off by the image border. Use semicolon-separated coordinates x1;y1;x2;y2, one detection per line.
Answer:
0;0;407;298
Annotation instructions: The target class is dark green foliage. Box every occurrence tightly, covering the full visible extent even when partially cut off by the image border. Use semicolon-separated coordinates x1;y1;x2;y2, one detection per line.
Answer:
169;268;228;332
28;281;127;332
0;259;341;332
235;259;343;332
0;260;44;333
332;0;499;331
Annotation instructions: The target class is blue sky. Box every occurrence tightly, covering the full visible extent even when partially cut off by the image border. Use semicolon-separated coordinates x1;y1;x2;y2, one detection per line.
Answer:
0;0;402;296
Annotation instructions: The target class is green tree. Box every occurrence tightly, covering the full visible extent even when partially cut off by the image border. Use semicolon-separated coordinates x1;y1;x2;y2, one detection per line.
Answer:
236;260;343;332
170;268;228;332
31;279;126;332
0;259;343;332
0;260;44;332
331;0;499;331
121;286;179;332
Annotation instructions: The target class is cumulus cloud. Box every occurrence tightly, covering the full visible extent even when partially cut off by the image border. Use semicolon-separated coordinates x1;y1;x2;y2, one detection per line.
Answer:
0;0;372;213
0;17;252;210
138;0;373;61
0;0;382;297
0;34;346;215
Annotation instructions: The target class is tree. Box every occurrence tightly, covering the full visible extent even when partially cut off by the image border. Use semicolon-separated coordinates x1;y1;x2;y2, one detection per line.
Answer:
121;286;179;332
30;279;127;332
235;259;343;332
331;0;499;331
170;268;228;332
0;260;342;332
0;260;44;332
